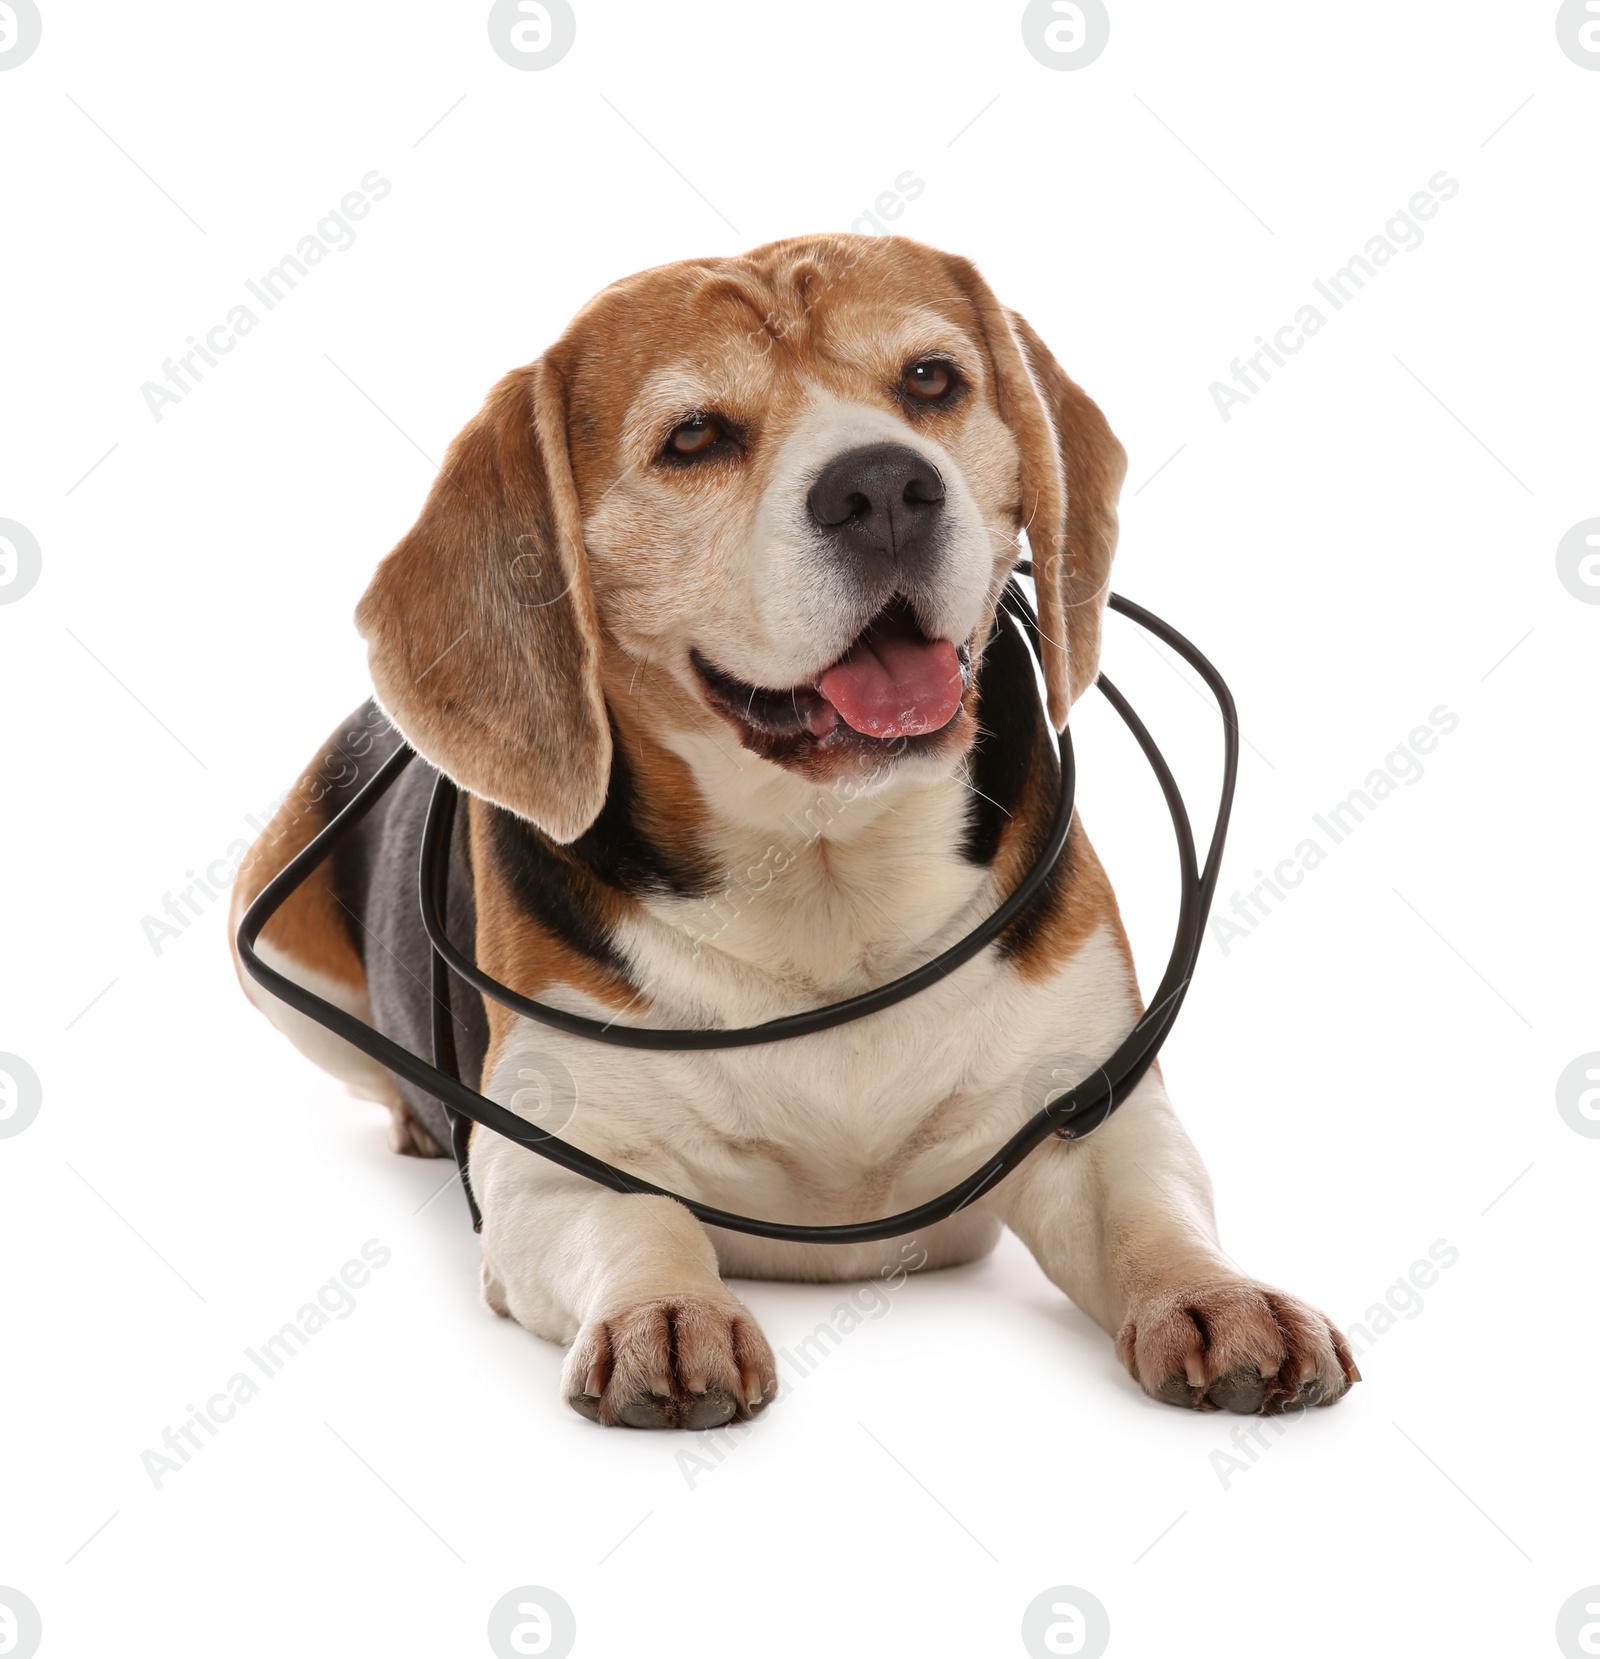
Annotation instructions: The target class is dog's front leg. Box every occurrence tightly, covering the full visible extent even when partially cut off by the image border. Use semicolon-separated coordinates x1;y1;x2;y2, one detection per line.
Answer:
990;1076;1359;1414
472;1138;777;1429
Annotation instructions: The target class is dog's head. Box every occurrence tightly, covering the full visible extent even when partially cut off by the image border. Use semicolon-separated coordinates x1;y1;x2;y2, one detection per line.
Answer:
356;235;1125;842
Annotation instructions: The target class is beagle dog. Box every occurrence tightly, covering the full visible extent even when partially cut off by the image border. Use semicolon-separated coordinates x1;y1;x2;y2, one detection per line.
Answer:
231;234;1358;1429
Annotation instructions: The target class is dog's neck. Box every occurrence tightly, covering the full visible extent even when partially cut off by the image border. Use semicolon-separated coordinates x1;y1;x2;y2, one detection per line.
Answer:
641;745;992;992
528;615;1058;1005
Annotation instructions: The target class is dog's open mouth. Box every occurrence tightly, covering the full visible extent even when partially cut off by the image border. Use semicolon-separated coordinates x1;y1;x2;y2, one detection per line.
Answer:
692;596;971;744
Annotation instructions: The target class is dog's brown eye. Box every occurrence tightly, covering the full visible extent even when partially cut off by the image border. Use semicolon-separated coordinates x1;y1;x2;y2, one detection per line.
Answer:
666;417;721;458
904;360;954;402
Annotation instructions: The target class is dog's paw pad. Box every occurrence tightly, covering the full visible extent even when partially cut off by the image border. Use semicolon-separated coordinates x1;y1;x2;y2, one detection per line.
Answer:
683;1389;740;1430
1117;1279;1359;1416
563;1297;777;1430
1205;1366;1268;1415
616;1395;677;1430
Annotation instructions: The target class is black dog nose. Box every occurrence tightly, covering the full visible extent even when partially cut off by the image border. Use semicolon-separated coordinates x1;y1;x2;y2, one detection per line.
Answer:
807;442;945;564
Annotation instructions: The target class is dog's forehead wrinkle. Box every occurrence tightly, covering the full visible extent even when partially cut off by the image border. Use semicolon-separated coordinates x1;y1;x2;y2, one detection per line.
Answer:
588;258;982;413
817;301;979;370
690;266;811;340
628;350;771;424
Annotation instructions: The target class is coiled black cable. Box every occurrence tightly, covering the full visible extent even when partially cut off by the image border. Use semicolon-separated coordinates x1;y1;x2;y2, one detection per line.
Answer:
237;577;1237;1242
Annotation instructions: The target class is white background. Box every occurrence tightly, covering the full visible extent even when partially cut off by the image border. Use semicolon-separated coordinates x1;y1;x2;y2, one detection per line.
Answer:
3;3;1597;1655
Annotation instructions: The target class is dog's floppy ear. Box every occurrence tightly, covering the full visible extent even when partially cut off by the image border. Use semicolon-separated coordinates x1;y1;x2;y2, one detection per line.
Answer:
1005;309;1127;720
355;361;612;843
947;259;1127;727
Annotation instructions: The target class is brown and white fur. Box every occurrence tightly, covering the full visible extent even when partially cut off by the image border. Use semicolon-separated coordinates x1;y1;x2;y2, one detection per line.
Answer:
231;235;1358;1430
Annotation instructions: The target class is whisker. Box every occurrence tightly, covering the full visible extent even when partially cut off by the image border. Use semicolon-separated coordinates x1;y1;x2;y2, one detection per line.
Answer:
955;773;1012;819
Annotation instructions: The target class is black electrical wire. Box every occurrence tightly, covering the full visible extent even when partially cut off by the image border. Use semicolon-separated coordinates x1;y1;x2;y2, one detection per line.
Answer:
416;614;1075;1050
237;576;1238;1243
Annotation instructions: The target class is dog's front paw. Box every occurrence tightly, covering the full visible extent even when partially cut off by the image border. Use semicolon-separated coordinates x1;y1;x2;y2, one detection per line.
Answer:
1116;1278;1359;1415
564;1296;778;1430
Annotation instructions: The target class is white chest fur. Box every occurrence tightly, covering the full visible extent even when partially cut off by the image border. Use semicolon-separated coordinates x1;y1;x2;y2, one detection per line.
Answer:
481;766;1140;1279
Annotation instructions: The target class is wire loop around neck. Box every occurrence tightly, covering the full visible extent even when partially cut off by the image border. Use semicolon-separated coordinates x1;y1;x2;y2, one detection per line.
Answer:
417;595;1074;1051
236;578;1238;1242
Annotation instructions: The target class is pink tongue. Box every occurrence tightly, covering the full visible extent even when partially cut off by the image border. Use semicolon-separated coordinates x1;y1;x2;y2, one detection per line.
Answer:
817;631;963;738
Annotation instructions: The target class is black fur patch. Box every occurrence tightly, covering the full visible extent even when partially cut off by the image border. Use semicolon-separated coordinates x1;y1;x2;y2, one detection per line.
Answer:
960;613;1071;959
483;727;712;972
572;730;713;898
961;612;1052;864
